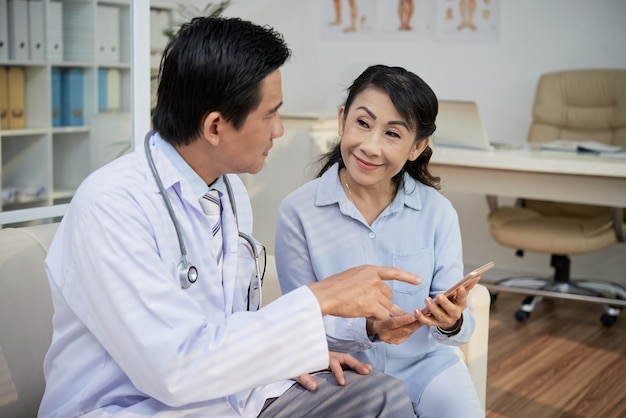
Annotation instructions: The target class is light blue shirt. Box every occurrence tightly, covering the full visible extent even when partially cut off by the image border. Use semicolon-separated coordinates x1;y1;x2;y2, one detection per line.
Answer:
276;163;475;403
39;132;328;417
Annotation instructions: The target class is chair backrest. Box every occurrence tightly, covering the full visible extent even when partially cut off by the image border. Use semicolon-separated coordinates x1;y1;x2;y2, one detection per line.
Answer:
528;69;626;147
526;69;626;217
0;223;58;418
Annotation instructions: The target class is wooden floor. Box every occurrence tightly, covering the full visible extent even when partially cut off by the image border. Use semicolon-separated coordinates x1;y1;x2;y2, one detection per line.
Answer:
485;292;626;418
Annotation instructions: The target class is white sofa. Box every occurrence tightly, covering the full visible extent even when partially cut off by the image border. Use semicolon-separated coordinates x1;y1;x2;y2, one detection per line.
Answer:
0;222;490;417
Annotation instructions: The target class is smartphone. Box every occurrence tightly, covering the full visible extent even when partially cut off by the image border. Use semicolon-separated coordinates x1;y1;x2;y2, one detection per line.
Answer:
420;261;495;315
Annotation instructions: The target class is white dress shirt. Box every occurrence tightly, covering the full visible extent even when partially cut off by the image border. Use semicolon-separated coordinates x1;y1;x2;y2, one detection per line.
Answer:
39;132;328;417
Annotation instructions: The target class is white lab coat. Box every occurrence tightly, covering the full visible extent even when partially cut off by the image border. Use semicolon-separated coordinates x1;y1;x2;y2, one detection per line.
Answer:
39;133;328;417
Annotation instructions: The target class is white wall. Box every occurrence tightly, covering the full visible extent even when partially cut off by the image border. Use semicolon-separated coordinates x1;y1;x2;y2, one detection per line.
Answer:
225;0;626;144
217;0;626;286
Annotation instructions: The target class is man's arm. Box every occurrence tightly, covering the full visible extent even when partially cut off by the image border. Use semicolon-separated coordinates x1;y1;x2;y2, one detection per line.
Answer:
308;265;420;320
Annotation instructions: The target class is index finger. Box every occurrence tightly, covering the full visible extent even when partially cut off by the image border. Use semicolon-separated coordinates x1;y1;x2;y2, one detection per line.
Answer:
376;266;421;285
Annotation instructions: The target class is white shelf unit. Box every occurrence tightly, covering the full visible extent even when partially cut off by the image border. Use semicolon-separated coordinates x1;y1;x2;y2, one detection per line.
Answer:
0;0;132;219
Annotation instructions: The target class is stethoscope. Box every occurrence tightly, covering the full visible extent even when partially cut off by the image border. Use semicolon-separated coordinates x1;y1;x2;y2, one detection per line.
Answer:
144;131;264;302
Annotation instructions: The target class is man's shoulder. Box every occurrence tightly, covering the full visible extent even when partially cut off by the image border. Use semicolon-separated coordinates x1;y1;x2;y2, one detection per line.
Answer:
73;153;148;207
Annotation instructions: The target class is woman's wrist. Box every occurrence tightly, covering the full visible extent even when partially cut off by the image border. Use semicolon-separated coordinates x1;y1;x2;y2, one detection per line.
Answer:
436;316;463;337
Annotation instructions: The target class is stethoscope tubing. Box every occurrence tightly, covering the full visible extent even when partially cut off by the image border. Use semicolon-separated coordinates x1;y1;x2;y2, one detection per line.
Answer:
144;131;262;289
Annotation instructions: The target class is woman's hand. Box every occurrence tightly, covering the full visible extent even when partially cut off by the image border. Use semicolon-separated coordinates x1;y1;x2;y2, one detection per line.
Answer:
414;284;472;331
366;304;423;345
294;351;373;390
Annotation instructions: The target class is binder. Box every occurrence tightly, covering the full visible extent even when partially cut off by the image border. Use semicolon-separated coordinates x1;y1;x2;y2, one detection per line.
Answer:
61;68;83;126
98;68;108;112
0;0;9;61
8;0;29;61
46;1;63;61
106;68;120;112
27;0;44;61
7;66;25;128
0;66;8;129
51;67;61;126
96;5;120;63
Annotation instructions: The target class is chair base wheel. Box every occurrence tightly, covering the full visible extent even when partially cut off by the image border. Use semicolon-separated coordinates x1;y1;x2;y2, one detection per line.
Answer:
600;306;621;327
600;313;617;327
515;310;530;322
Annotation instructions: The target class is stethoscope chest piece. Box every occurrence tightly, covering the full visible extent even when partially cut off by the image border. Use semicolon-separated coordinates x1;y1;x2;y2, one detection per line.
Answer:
179;257;198;289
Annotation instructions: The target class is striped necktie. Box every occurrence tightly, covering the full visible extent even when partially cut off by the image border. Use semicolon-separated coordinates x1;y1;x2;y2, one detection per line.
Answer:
199;189;223;266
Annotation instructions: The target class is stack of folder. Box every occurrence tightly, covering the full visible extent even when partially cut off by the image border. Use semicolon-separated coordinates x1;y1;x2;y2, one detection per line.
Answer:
97;68;121;113
51;67;84;127
46;1;63;61
2;0;46;62
0;66;26;129
96;5;121;64
51;67;62;126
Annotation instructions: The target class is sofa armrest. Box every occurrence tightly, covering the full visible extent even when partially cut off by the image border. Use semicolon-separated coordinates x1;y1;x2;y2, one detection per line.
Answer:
461;283;491;411
0;223;59;417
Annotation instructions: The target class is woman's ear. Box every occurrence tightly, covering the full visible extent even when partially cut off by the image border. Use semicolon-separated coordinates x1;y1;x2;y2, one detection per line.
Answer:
201;111;222;146
337;106;346;137
409;137;431;161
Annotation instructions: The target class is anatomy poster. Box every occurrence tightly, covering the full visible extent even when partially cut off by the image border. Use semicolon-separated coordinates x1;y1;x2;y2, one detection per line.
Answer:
435;0;500;42
321;0;379;41
320;0;500;42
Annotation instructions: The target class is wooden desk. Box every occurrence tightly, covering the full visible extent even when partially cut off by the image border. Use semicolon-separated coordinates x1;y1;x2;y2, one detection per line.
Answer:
429;145;626;208
430;145;626;308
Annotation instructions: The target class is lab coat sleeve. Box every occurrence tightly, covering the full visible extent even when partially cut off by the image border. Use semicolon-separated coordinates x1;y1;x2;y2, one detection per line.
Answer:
53;192;329;407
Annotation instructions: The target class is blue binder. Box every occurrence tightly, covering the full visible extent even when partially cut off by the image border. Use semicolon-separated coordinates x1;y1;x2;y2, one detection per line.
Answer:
51;67;62;126
61;68;84;126
98;67;107;112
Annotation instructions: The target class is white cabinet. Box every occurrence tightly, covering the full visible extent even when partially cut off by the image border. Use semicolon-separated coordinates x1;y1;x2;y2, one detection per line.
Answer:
0;0;132;216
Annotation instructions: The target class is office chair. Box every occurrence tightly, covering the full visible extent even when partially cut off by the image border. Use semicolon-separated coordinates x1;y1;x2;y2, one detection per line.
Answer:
486;69;626;326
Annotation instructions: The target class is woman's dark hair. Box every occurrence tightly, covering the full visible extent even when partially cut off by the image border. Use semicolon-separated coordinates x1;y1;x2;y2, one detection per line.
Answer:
152;17;291;146
317;65;440;190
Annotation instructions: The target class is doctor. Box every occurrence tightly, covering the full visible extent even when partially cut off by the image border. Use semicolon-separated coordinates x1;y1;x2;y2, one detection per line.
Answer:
39;16;419;417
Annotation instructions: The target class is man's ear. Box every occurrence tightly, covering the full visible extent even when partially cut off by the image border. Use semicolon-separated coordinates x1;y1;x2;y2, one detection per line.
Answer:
337;106;346;137
409;137;431;161
202;111;223;146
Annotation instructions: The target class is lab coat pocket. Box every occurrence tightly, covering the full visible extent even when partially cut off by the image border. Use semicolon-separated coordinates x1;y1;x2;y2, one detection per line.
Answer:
392;247;432;295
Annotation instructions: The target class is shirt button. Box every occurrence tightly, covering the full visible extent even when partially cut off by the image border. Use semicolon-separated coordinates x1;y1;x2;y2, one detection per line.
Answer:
369;232;376;239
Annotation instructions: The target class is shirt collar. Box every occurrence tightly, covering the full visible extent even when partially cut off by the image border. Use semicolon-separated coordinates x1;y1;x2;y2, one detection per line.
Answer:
315;162;423;212
153;133;224;198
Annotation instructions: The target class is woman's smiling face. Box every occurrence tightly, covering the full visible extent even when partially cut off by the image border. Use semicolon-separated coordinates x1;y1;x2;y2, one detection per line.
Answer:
339;86;429;190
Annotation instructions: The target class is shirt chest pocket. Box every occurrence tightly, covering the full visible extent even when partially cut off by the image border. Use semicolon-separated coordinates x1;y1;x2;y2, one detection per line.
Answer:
392;248;433;295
